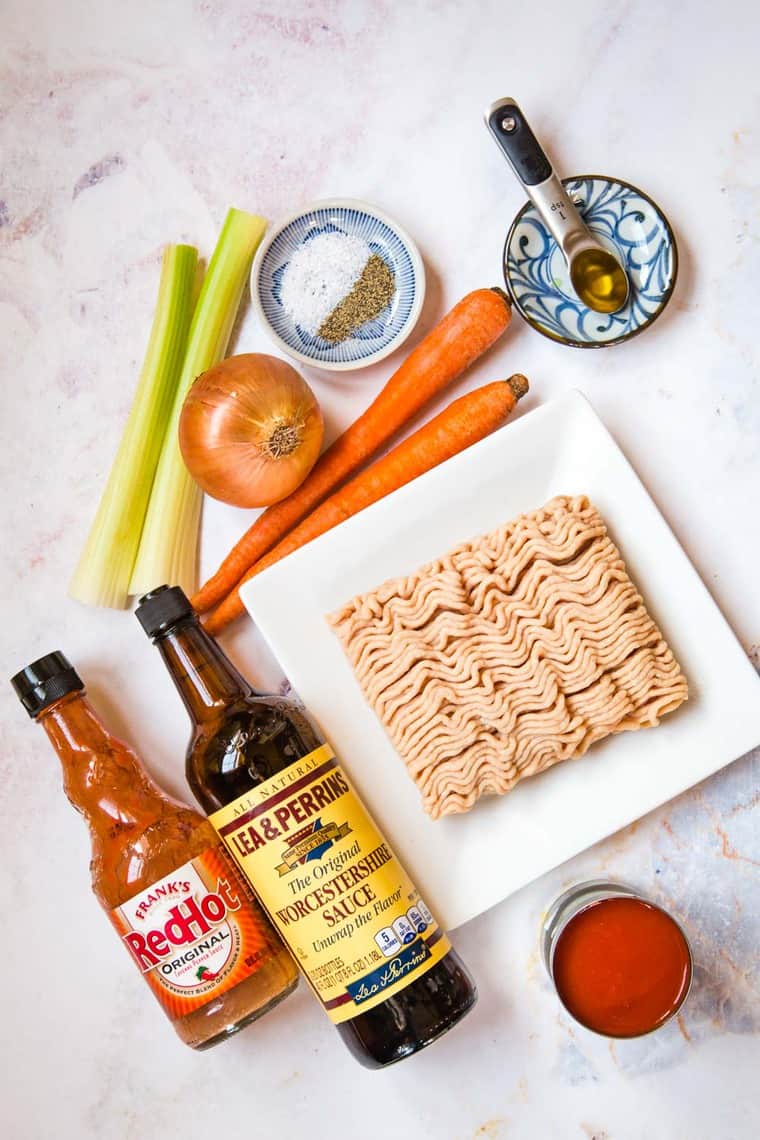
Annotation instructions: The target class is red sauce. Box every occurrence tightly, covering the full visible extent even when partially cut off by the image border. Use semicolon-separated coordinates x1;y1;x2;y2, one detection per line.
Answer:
552;897;691;1037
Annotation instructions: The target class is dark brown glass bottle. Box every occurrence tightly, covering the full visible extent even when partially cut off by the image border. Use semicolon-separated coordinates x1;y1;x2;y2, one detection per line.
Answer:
136;586;477;1068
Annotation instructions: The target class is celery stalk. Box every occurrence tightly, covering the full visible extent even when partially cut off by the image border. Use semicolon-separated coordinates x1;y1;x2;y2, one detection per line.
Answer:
129;208;267;598
68;244;198;608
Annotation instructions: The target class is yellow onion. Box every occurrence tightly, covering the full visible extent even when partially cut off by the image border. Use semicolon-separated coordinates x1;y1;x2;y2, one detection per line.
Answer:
179;353;324;507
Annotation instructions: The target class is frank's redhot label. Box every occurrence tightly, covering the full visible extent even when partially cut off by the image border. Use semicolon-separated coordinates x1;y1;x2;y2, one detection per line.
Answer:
109;845;272;1020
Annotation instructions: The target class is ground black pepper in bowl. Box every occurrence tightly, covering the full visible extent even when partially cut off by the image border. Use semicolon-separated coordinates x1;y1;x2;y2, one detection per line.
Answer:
318;254;396;344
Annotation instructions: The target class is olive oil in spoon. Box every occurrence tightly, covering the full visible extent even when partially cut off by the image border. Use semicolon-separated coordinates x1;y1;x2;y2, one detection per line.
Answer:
570;247;629;314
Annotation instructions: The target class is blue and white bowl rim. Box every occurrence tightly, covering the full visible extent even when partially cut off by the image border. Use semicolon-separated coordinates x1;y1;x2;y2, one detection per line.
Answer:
251;197;426;372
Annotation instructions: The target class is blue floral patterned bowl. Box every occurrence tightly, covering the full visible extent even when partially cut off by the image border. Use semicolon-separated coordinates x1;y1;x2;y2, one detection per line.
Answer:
503;175;678;348
251;199;425;371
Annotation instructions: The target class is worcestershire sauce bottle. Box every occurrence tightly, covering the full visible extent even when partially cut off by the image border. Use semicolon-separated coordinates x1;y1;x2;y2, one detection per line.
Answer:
136;586;477;1067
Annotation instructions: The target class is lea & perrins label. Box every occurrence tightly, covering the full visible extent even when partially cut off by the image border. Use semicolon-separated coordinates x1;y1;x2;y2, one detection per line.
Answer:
209;743;449;1023
109;845;272;1019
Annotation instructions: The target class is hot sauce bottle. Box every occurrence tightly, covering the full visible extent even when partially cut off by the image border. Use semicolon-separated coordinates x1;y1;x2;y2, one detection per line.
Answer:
136;586;477;1068
11;652;298;1049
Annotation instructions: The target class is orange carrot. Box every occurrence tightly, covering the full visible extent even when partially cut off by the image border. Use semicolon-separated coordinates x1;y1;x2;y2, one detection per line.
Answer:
203;375;528;632
192;288;511;613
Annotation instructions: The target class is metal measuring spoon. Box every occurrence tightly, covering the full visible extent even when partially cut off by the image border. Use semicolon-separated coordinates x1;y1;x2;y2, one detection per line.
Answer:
485;98;629;315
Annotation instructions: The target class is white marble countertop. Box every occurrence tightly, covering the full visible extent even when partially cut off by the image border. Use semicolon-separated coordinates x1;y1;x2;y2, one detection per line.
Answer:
1;2;758;1137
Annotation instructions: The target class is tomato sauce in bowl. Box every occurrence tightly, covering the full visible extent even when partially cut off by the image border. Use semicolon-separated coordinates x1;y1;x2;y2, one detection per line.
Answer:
551;895;692;1037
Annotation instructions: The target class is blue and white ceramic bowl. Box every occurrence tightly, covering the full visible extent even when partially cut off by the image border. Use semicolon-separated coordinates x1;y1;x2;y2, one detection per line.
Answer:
252;199;425;371
504;176;678;348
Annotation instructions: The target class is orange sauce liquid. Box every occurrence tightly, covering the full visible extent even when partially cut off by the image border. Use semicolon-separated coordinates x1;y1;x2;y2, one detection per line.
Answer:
552;897;691;1037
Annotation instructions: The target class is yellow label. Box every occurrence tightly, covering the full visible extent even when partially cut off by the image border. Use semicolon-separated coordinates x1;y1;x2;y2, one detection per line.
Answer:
209;743;450;1023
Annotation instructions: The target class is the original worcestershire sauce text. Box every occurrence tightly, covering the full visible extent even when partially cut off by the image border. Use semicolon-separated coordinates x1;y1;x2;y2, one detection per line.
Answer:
212;743;451;1021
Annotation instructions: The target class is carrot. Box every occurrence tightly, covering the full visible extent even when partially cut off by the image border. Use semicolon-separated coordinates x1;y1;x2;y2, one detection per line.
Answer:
203;375;528;633
191;288;511;613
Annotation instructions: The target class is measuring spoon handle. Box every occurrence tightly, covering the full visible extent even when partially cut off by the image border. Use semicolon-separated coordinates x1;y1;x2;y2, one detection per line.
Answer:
485;98;590;260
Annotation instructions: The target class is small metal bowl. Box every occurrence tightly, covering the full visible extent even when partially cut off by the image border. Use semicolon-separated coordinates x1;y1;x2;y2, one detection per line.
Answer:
541;879;693;1038
503;175;678;348
251;198;425;372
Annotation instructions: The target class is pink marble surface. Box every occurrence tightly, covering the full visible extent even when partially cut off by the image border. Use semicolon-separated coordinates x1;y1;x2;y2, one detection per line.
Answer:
1;2;758;1138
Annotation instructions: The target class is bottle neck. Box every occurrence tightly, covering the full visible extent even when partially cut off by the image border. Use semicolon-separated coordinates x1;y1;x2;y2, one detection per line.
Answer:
154;617;255;726
39;691;167;832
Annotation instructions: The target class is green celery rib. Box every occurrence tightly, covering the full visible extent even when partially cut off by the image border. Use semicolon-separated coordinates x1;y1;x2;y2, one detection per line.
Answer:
128;208;268;598
69;244;198;608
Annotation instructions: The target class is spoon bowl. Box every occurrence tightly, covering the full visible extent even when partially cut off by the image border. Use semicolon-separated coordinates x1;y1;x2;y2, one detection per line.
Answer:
570;246;630;314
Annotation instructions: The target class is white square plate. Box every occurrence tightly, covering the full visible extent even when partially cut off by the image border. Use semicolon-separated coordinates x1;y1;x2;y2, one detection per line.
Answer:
241;391;760;930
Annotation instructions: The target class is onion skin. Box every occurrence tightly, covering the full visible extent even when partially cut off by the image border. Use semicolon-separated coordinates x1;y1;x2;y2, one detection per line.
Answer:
179;354;324;507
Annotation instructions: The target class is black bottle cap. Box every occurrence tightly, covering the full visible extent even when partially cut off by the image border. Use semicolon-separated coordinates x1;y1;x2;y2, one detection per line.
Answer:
135;585;195;640
11;651;84;718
